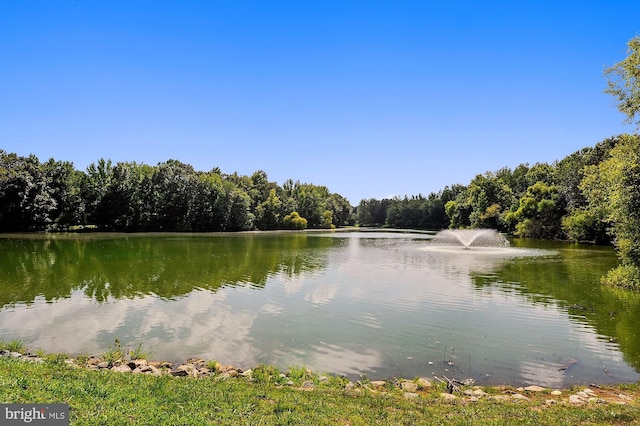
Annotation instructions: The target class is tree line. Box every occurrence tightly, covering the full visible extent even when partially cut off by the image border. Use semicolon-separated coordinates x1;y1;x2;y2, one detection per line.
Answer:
0;154;353;233
355;134;624;242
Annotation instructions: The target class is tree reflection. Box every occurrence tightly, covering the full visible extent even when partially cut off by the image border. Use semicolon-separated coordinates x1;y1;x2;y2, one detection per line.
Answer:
470;239;640;370
0;233;337;306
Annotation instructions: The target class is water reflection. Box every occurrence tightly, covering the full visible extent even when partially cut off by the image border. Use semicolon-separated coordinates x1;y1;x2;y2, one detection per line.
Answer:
0;233;337;306
0;231;639;387
470;239;640;371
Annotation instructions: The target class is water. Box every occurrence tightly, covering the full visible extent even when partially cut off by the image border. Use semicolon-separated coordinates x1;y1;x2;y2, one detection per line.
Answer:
0;230;638;387
430;229;510;248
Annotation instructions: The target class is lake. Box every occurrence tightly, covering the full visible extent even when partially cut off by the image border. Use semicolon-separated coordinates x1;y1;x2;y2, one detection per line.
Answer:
1;230;639;388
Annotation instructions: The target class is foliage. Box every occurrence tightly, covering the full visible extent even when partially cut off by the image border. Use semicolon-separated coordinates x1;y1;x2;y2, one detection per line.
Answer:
562;209;605;243
358;187;460;230
0;153;353;232
101;338;126;366
581;134;640;288
0;338;27;353
356;198;392;226
602;264;640;290
0;151;56;231
255;188;284;230
505;181;565;239
321;210;334;229
605;36;640;129
283;211;308;230
129;343;149;361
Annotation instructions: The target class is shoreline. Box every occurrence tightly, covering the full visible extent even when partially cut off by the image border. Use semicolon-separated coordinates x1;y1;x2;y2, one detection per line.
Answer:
1;347;638;407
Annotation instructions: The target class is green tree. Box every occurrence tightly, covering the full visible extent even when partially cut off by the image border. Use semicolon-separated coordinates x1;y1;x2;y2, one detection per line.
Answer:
101;162;155;231
605;36;640;129
43;159;84;228
0;151;56;231
356;198;392;226
324;193;353;227
222;185;254;231
283;211;307;230
505;181;565;239
255;188;283;230
151;160;199;231
581;134;640;289
190;171;227;231
81;158;114;227
555;137;619;243
321;210;334;229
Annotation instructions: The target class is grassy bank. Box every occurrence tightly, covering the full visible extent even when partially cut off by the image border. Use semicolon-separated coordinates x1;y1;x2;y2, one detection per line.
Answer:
1;354;639;425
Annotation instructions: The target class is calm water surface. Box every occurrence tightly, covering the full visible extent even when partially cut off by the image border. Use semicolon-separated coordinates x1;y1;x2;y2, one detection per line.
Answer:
1;230;639;387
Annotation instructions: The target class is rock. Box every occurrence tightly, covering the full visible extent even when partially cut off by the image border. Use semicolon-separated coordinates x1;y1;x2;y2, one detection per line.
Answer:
149;361;173;369
417;378;432;388
569;394;586;404
490;395;511;401
545;399;557;405
344;382;355;391
464;389;487;397
284;380;294;386
111;364;132;373
524;385;546;392
174;363;202;377
551;390;562;396
240;369;252;378
440;393;458;401
401;381;418;392
617;393;633;401
404;392;420;399
511;393;530;401
170;369;189;377
460;378;476;386
370;380;386;388
97;362;110;369
87;357;101;366
132;364;154;374
186;357;205;366
302;381;315;389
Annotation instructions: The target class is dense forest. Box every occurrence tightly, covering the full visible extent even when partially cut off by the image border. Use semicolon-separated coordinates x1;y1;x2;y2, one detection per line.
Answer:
0;154;353;233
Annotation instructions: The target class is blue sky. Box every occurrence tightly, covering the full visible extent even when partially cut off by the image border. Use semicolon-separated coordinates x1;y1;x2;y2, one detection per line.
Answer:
1;1;638;204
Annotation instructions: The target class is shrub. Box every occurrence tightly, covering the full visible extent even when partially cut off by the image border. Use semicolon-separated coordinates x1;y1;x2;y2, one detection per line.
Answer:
602;264;640;290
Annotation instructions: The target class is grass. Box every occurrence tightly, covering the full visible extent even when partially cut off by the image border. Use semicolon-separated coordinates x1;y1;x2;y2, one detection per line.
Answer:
0;338;28;353
1;354;639;425
0;339;639;425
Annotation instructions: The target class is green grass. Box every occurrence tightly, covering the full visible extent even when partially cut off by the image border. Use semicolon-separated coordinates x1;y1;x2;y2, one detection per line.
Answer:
0;338;28;353
1;356;639;425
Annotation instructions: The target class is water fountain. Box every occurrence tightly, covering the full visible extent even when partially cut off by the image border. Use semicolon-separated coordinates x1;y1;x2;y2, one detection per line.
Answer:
429;229;510;249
